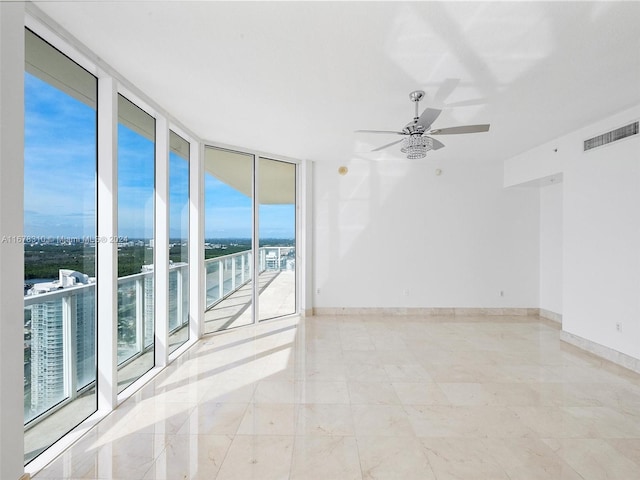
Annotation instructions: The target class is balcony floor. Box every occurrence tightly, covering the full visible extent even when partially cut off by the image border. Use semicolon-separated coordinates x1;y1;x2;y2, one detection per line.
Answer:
204;270;295;334
33;313;640;479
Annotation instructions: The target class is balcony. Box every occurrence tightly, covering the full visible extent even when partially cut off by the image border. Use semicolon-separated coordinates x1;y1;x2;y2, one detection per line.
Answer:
22;247;294;463
23;262;189;463
205;247;296;333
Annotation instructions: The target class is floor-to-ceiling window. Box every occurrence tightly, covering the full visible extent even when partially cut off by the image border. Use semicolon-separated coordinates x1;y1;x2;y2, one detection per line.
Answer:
168;131;190;353
19;20;301;468
258;157;296;321
116;95;155;392
23;29;98;464
203;148;298;329
203;146;254;333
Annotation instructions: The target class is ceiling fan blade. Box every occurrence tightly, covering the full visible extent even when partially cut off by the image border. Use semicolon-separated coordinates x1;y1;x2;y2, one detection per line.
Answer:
433;78;460;106
371;138;404;152
445;98;488;108
429;124;490;135
428;137;446;150
355;129;405;135
416;107;442;130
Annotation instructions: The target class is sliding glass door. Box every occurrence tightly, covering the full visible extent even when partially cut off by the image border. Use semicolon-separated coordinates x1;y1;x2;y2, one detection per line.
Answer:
116;95;155;392
23;29;98;464
168;131;190;353
203;146;254;333
203;148;297;329
258;158;296;321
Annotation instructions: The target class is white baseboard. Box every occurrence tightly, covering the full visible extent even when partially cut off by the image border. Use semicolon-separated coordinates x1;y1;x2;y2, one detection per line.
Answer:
560;330;640;375
539;309;562;324
312;307;539;317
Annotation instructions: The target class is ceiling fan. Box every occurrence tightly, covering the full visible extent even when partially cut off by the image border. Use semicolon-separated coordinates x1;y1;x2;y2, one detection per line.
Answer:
356;90;490;159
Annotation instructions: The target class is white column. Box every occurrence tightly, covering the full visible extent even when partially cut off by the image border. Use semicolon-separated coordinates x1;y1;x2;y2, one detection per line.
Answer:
252;155;259;322
0;4;26;478
155;117;169;367
189;141;203;339
298;159;313;316
96;76;118;412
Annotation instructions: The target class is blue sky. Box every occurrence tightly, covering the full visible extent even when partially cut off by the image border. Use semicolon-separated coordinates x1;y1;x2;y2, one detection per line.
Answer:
24;73;96;238
24;72;295;241
203;175;295;239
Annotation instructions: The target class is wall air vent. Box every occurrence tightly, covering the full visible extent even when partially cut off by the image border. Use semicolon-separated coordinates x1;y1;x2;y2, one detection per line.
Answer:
584;121;638;151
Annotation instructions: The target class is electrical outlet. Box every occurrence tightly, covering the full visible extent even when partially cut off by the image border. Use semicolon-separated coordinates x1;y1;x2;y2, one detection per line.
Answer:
616;322;622;332
500;290;504;297
316;288;320;295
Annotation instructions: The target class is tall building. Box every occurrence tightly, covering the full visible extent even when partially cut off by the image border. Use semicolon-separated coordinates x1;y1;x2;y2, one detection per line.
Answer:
27;270;95;419
141;262;188;335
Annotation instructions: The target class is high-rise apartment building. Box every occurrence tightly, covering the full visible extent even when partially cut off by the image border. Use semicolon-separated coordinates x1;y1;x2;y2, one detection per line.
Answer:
26;270;95;419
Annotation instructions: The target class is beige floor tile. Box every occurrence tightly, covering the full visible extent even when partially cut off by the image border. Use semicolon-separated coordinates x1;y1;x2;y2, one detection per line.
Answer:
348;381;401;405
215;435;294;480
421;438;510;480
438;382;492;406
406;405;535;438
177;401;248;435
296;404;355;436
490;438;587;480
510;406;601;438
37;432;167;480
351;404;414;437
32;313;640;480
543;438;640;480
95;401;194;442
236;403;298;435
143;434;233;479
252;379;300;404
382;363;432;381
298;380;350;404
290;436;361;480
391;382;450;406
607;438;640;465
357;436;435;480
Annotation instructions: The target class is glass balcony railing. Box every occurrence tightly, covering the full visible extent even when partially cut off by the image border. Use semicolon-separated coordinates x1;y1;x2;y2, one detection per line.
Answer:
24;284;95;425
23;247;293;460
23;262;189;431
205;247;295;310
205;250;252;309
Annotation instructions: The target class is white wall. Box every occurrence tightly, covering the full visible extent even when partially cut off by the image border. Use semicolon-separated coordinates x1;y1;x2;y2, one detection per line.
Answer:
506;103;640;361
539;182;563;314
563;106;640;360
0;3;26;479
313;157;539;308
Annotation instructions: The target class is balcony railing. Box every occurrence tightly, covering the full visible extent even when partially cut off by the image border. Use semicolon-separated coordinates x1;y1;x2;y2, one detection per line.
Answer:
23;262;189;429
205;246;295;310
23;247;293;430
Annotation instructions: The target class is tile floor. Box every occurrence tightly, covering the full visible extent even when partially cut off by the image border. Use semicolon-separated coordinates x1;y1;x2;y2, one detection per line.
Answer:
34;314;640;479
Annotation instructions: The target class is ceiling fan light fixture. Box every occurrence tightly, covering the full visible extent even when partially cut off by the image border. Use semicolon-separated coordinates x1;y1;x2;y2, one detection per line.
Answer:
401;135;433;159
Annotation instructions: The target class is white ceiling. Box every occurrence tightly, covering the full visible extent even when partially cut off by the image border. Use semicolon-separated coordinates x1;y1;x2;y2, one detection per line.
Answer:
33;1;640;165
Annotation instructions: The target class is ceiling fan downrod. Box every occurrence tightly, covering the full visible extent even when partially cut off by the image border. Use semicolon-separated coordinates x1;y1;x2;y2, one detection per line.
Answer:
409;90;425;122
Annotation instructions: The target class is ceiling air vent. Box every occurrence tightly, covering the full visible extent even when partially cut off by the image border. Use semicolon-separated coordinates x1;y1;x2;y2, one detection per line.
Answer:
584;121;638;151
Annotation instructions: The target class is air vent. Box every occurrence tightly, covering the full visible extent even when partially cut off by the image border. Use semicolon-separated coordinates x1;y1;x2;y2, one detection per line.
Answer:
584;121;638;151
